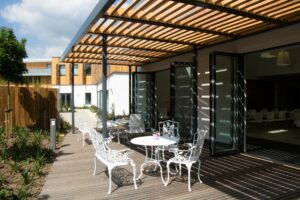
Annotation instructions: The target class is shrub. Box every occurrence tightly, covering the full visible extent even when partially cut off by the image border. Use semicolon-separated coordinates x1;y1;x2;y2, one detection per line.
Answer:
89;105;98;113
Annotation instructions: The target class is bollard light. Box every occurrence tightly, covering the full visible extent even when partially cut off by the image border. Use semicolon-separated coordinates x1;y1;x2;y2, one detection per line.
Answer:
50;118;56;152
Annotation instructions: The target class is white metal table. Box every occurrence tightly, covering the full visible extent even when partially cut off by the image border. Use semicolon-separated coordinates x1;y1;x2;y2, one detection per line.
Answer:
130;135;179;185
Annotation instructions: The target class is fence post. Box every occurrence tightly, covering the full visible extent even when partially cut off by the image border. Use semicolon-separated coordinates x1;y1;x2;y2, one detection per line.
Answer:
50;118;56;151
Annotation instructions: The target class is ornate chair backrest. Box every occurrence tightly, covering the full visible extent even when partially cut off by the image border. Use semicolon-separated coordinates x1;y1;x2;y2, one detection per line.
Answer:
190;129;207;161
90;128;110;160
158;120;179;138
128;114;145;133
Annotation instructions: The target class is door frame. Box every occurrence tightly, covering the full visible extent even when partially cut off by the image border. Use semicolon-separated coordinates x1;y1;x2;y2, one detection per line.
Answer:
170;62;198;141
132;72;156;130
209;51;246;156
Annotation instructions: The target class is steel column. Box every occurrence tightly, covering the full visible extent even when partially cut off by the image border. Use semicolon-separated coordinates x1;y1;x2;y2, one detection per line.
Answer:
102;35;108;138
71;63;75;134
129;65;132;115
192;46;198;134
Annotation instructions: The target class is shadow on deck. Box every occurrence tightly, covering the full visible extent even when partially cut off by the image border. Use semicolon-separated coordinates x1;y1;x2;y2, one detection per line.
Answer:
39;134;300;199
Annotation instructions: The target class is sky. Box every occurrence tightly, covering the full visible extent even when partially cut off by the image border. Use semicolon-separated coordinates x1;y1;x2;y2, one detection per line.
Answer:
0;0;99;59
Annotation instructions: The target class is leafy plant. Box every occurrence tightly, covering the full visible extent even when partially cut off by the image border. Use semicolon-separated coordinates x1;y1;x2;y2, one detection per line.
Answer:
16;184;30;199
21;169;31;185
32;129;42;146
14;126;30;147
0;147;8;160
10;161;21;172
89;105;98;113
60;119;71;132
0;188;9;199
33;151;46;175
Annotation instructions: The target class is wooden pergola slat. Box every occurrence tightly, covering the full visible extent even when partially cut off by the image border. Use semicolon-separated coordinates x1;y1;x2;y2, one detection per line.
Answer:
62;0;300;66
173;0;288;26
104;15;237;38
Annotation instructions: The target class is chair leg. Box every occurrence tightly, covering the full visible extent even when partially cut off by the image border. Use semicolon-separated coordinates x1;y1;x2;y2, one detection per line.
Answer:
165;161;171;186
131;162;138;190
93;156;97;176
198;160;202;183
82;133;85;147
117;131;120;144
108;167;112;194
186;163;192;192
179;164;182;177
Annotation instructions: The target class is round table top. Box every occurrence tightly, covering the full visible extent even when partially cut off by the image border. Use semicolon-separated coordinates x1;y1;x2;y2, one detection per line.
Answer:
131;135;179;146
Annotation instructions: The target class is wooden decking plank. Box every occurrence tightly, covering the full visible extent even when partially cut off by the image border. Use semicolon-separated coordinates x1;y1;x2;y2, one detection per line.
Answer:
39;133;300;200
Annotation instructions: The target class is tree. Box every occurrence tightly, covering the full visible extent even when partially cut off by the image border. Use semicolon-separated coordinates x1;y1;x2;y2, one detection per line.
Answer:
0;27;27;136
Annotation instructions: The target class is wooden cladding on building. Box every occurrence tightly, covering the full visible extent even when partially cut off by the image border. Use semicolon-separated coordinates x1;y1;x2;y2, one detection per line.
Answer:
62;0;300;66
51;57;101;85
0;86;58;130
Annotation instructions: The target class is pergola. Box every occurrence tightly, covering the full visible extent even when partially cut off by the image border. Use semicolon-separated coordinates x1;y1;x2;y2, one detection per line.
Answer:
61;0;300;136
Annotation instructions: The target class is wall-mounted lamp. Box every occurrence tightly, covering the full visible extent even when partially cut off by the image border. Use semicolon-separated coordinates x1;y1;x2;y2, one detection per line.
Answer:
276;50;290;66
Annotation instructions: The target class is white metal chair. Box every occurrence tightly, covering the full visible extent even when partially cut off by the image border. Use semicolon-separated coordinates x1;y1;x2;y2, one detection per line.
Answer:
108;119;128;144
125;114;145;141
265;111;275;122
247;109;256;121
90;128;137;194
165;129;207;191
253;112;263;122
278;110;287;121
77;123;91;147
156;120;180;161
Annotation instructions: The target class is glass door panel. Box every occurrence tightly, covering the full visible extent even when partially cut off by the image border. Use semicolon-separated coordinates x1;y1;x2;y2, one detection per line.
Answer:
210;52;245;155
171;62;197;141
132;73;155;130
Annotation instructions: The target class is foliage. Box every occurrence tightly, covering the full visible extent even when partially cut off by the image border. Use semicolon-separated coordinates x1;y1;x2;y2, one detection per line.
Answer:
89;105;98;113
60;101;71;112
0;126;55;199
0;27;27;84
60;119;71;133
16;184;30;199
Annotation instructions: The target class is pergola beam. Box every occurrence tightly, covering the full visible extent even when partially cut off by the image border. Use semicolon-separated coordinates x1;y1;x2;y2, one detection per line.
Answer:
104;15;237;38
66;57;144;66
71;54;150;63
89;32;197;46
61;0;116;61
77;43;181;53
72;50;161;59
173;0;288;26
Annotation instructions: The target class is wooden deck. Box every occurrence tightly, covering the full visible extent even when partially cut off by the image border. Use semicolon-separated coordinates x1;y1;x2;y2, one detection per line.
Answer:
39;134;300;200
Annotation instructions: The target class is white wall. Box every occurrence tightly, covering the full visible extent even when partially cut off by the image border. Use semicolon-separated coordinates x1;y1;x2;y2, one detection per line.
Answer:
98;73;129;116
140;23;300;133
53;85;98;107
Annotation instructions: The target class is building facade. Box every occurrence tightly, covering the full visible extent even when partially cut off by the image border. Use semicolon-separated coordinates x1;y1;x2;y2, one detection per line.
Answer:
24;57;131;115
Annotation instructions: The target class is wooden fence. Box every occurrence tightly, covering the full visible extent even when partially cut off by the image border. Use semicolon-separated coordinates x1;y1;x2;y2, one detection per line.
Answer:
0;86;58;130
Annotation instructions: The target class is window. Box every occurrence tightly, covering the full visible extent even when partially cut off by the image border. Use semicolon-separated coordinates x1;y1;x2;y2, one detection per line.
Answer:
60;93;71;111
27;77;33;84
36;76;41;83
85;93;91;105
59;64;66;76
84;63;91;76
73;64;78;76
46;63;51;68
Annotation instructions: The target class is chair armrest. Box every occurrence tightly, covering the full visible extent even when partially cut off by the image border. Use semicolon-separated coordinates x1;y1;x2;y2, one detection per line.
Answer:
119;149;134;154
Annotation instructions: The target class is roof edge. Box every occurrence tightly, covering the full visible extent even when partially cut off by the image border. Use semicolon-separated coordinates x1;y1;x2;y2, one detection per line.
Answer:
61;0;113;62
23;58;52;63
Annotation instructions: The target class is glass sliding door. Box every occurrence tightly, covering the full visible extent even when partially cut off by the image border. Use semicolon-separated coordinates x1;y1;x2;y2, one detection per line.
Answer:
210;52;245;155
132;72;155;130
171;62;197;141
